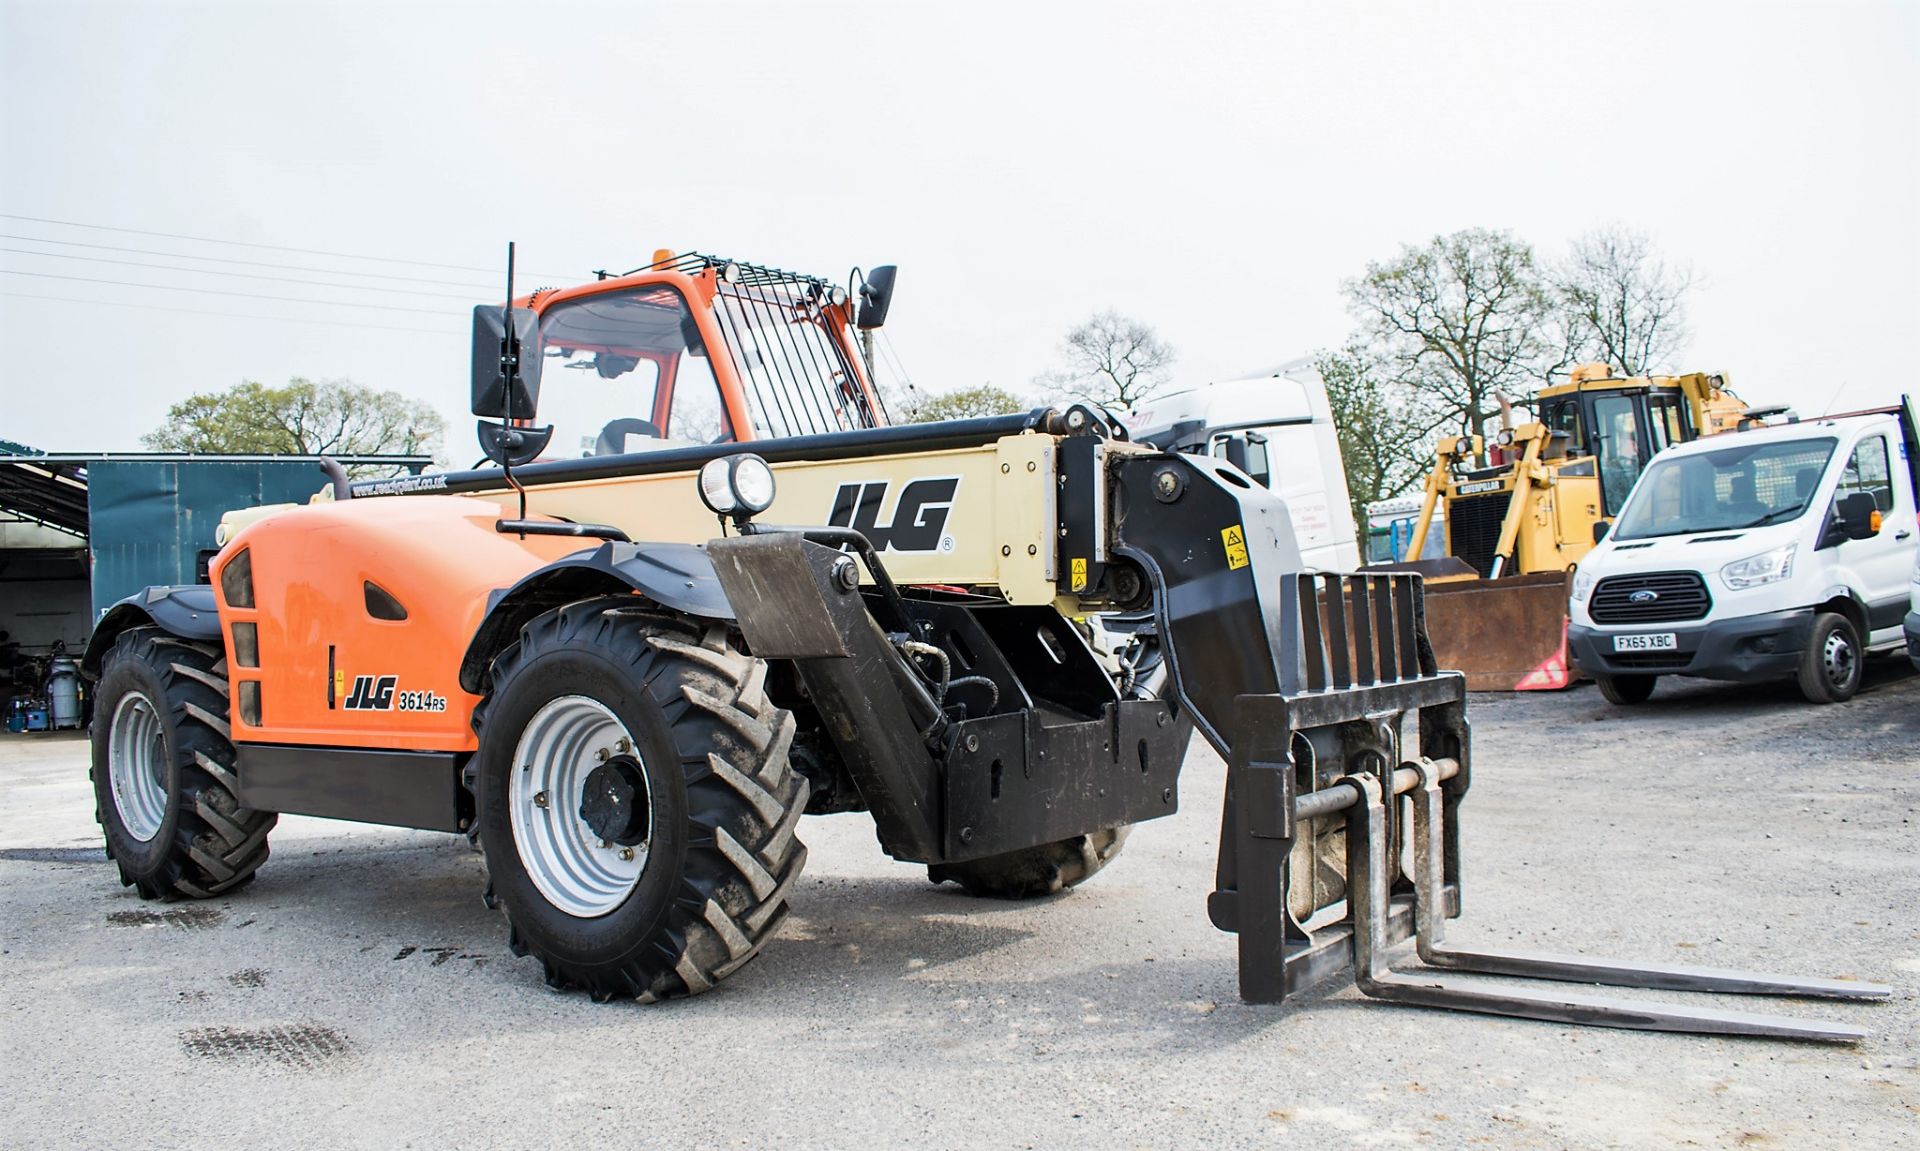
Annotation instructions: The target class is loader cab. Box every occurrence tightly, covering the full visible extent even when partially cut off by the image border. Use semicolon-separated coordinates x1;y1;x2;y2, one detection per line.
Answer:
1537;380;1701;516
474;254;890;462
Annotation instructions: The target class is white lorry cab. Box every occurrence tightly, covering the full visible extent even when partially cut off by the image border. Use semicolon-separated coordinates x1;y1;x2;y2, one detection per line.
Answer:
1126;367;1361;571
1568;400;1920;704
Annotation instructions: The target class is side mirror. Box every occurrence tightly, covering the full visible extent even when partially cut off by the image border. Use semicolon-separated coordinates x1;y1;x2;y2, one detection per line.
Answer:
1835;491;1879;540
856;265;897;330
471;305;543;419
1591;520;1610;544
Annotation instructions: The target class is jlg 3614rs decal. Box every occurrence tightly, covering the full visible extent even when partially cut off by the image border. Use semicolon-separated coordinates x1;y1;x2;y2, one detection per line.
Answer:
335;671;447;713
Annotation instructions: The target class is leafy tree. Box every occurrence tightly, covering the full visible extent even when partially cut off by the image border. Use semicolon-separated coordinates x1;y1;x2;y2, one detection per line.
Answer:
1343;228;1556;441
1552;225;1694;375
1314;345;1441;538
143;378;444;460
1034;310;1176;411
899;383;1026;424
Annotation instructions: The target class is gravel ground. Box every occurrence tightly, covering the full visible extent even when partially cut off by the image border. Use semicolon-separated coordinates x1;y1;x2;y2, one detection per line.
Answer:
2;661;1915;1149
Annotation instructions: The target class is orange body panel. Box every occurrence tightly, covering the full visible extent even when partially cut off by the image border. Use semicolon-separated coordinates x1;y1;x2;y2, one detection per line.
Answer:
209;496;586;751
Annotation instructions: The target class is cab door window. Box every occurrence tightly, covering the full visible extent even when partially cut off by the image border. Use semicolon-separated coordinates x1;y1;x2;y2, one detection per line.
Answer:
1838;435;1894;512
1592;394;1649;515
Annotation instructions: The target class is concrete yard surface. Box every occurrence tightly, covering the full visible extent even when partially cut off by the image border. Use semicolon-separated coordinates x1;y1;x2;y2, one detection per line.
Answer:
2;665;1916;1149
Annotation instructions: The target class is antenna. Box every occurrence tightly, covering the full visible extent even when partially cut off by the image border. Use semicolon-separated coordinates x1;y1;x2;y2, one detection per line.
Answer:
500;242;530;528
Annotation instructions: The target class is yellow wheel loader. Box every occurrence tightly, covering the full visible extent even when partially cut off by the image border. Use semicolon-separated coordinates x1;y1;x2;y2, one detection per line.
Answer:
1380;365;1749;690
77;254;1881;1039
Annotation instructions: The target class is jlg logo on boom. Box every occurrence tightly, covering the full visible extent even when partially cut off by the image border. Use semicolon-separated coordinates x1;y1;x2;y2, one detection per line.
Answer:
827;477;960;553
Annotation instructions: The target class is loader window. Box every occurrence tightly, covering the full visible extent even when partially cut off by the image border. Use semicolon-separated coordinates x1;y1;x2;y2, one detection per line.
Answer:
1613;437;1838;540
534;287;734;457
1593;394;1649;516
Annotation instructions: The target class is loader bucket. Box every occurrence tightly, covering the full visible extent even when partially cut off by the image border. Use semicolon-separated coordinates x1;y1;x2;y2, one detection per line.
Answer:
1420;570;1579;692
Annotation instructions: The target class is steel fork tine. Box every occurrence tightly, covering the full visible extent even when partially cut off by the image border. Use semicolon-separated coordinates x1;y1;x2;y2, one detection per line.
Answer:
1404;766;1890;1002
1345;772;1877;1044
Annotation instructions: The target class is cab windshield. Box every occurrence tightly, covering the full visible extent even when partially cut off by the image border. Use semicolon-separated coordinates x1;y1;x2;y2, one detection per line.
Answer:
534;286;731;458
1612;436;1837;541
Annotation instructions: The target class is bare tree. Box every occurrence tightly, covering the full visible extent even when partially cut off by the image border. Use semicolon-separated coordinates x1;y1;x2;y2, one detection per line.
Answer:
1552;225;1694;375
1314;345;1447;539
1343;228;1555;441
1034;310;1176;411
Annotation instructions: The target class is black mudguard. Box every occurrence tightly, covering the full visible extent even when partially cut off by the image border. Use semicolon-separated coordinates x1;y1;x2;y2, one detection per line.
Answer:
458;540;735;693
80;585;223;679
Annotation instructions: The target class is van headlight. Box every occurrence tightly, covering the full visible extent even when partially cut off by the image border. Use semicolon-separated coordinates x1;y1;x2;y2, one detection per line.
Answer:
1570;569;1594;603
1721;544;1796;590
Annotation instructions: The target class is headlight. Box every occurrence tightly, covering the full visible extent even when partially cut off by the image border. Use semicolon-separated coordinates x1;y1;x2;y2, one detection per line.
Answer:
1570;569;1594;602
1721;544;1796;590
697;454;777;518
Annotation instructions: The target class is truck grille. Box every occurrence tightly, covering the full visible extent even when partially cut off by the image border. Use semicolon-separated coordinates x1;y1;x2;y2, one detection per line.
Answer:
1590;572;1711;624
1606;651;1692;670
1448;492;1507;576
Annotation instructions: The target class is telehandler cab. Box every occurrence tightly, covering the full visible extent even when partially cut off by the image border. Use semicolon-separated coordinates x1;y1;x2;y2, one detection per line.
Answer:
82;251;1884;1039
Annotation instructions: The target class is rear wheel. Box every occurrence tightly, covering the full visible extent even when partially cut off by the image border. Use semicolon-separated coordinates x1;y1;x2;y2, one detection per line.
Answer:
1796;612;1862;704
89;628;276;899
473;599;807;1000
1594;673;1658;705
928;826;1130;899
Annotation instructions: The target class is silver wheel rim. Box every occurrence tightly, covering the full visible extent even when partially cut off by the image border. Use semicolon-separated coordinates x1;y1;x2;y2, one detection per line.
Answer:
108;691;168;842
1823;630;1856;689
509;695;650;918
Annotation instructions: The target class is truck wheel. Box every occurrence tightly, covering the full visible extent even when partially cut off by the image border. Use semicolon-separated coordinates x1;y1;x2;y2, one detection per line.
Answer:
1796;612;1862;704
1594;674;1658;705
472;599;808;1001
928;826;1130;899
89;628;276;899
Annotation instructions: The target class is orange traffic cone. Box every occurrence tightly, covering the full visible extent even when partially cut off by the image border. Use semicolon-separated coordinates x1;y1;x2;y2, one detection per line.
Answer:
1514;620;1572;691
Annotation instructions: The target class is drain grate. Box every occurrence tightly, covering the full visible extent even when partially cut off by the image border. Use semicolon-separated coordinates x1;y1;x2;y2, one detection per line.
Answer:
180;1024;353;1070
108;906;225;931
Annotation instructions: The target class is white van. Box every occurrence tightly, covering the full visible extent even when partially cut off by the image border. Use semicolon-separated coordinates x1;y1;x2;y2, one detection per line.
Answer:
1127;367;1361;571
1568;401;1920;704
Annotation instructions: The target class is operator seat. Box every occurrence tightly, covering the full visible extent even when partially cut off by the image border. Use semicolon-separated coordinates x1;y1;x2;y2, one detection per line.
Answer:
595;418;664;457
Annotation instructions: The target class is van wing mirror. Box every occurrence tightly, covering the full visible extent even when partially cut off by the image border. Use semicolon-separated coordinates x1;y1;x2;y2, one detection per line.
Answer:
1592;520;1610;544
1835;491;1879;540
471;305;543;419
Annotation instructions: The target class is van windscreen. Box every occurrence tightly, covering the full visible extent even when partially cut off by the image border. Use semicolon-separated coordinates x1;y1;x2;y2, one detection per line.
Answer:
1612;437;1838;541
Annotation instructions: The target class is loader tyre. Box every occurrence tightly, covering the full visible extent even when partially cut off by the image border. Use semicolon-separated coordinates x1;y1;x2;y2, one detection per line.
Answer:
1795;611;1862;704
89;627;276;900
472;599;808;1001
928;826;1130;899
1594;673;1657;705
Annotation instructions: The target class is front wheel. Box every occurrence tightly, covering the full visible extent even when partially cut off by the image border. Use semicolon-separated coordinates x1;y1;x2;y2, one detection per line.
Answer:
473;599;808;1001
1796;612;1863;704
1594;673;1658;705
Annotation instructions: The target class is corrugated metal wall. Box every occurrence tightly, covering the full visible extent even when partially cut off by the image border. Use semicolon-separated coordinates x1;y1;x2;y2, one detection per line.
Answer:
85;460;333;617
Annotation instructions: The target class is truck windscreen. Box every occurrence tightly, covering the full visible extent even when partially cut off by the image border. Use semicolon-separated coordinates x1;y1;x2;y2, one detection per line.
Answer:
1612;437;1838;540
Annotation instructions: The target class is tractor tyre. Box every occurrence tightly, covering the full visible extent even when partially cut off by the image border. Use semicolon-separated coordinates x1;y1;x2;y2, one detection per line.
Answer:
89;627;276;899
472;599;808;1001
1796;611;1863;704
928;826;1131;899
1594;673;1658;705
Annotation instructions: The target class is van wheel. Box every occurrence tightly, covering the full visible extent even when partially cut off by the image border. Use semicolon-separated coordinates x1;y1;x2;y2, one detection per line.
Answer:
1796;612;1862;704
1595;674;1657;705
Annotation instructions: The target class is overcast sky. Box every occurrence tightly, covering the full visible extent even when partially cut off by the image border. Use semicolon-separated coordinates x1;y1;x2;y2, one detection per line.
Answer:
2;0;1914;456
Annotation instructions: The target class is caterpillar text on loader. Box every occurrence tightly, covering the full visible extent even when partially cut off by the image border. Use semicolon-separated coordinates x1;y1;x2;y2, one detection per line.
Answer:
81;253;1884;1039
1379;365;1750;690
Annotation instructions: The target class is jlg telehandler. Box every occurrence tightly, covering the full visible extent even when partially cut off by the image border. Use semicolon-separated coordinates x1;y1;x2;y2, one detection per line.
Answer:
81;252;1883;1039
1379;365;1751;690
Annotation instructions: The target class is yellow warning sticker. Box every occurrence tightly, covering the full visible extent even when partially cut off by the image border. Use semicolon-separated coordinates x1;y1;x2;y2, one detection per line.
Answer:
1222;525;1249;570
1071;557;1089;591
